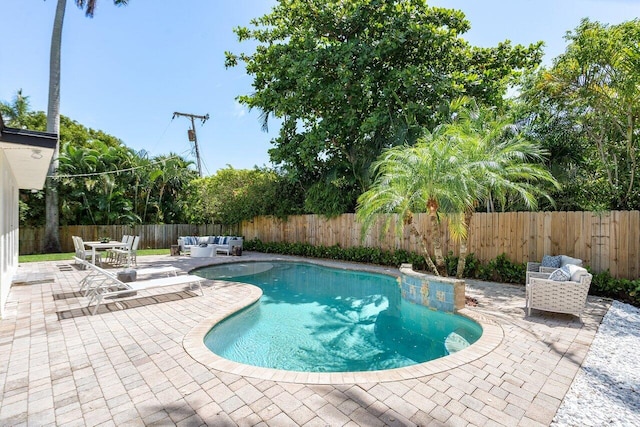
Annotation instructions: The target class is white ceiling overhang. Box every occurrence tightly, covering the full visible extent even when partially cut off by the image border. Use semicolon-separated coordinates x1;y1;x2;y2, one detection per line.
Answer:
0;127;57;190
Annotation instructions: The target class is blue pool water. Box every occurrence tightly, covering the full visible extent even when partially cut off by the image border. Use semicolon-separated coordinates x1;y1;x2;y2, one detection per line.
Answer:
194;261;482;372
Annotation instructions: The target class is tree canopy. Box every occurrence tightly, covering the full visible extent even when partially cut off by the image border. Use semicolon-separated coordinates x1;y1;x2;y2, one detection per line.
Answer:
226;0;543;215
187;166;304;225
522;18;640;210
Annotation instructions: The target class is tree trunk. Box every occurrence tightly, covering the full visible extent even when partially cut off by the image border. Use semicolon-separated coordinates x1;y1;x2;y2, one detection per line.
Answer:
456;210;474;279
407;222;440;276
404;213;440;275
44;0;67;253
428;209;446;275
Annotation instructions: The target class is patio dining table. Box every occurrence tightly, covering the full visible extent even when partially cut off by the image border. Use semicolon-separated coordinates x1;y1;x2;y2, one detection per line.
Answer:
84;240;127;265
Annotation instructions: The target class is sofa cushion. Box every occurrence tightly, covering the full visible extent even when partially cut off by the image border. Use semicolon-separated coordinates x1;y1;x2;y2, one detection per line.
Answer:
560;255;582;267
220;236;229;245
548;267;571;282
541;255;562;268
565;264;589;282
183;236;198;246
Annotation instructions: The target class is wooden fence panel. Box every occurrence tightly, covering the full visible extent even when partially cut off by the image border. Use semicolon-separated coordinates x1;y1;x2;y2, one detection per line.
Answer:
19;223;234;255
19;211;640;279
498;212;507;258
629;211;640;279
573;212;585;261
618;211;629;279
235;211;640;279
517;212;525;261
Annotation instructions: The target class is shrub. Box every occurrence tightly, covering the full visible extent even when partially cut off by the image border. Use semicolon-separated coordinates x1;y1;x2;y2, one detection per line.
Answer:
590;269;640;306
245;239;525;281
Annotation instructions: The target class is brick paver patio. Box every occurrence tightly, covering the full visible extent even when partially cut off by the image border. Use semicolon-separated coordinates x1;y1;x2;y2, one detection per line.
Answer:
0;253;609;426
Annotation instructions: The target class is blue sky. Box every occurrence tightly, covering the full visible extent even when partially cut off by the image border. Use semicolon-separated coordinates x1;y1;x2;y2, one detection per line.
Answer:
1;0;638;176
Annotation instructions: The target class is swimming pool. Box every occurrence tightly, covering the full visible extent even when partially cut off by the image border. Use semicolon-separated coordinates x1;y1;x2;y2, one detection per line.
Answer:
193;261;482;373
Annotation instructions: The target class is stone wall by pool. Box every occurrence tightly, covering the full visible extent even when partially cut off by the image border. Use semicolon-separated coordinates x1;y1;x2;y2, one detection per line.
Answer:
399;264;465;313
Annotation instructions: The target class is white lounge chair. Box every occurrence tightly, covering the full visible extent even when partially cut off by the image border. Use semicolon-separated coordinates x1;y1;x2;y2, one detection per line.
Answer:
73;258;205;314
74;257;179;296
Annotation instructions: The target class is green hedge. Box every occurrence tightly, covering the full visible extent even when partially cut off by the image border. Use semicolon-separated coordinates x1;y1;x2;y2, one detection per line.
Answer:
244;238;639;307
243;238;525;283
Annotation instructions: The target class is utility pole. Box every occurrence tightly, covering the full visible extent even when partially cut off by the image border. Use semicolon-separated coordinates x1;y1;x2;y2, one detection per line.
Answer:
172;111;209;177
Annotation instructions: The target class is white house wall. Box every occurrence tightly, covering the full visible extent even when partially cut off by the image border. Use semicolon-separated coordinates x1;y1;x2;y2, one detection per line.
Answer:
0;149;19;319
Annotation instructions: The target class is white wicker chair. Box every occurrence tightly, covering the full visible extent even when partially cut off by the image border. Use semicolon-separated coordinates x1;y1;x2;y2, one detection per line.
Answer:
526;270;592;319
526;255;583;284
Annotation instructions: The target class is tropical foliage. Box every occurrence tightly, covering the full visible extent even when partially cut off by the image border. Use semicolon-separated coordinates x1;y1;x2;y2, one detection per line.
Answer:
356;100;559;277
186;166;306;225
226;0;543;215
520;18;640;210
2;93;197;226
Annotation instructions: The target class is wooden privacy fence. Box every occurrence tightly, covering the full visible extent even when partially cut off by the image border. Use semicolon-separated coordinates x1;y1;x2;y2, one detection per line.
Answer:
19;223;240;255
240;211;640;279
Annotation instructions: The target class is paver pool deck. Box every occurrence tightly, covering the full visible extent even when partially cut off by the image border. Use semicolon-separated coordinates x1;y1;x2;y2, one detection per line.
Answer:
0;253;610;426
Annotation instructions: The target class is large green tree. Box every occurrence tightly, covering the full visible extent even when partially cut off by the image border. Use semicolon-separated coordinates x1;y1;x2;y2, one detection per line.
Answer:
45;0;129;252
226;0;543;215
525;19;640;210
511;81;590;211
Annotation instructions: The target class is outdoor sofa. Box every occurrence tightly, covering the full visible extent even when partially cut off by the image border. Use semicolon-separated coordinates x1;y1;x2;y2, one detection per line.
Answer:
177;235;243;256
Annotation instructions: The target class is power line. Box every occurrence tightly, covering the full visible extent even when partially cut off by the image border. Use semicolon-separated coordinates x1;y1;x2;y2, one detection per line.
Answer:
50;155;181;179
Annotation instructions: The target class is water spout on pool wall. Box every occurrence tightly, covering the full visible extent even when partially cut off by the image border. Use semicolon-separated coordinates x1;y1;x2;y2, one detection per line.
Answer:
399;264;465;313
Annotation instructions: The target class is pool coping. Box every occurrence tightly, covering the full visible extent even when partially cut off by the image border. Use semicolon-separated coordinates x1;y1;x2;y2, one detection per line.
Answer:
183;262;504;384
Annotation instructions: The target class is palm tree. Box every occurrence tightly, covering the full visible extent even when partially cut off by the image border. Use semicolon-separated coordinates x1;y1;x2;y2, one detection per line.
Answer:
144;155;197;223
0;89;31;126
58;142;99;224
443;99;560;277
357;99;560;277
44;0;129;252
356;133;474;276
